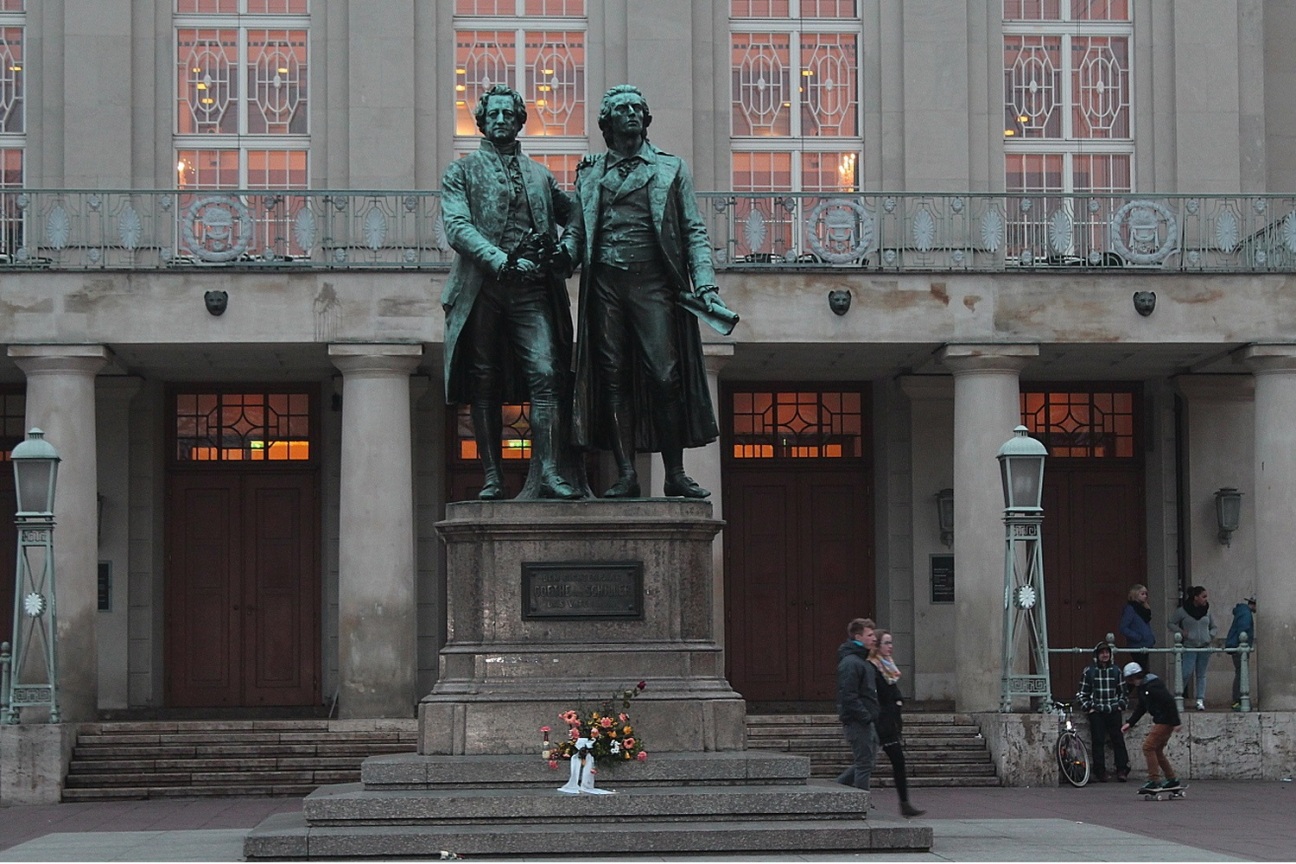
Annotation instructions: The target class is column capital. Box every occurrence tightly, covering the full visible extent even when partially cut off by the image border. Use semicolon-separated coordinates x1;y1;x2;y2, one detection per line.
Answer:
9;344;111;377
938;343;1039;375
329;343;423;377
1239;343;1296;375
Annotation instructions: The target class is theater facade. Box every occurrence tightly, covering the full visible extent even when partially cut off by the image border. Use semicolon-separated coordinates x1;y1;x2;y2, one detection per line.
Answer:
1;1;1293;722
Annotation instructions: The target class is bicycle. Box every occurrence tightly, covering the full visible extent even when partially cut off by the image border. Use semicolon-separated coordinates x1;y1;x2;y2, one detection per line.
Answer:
1053;700;1091;787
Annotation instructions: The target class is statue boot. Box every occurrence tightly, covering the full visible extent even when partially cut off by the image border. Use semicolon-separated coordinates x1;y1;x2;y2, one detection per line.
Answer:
660;403;709;499
602;400;641;498
530;400;580;500
471;402;506;500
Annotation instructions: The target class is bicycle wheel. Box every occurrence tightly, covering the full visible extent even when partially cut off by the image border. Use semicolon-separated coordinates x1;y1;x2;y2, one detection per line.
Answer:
1058;731;1091;787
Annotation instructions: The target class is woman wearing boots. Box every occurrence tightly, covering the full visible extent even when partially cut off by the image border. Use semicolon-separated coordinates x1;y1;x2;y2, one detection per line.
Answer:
869;631;925;818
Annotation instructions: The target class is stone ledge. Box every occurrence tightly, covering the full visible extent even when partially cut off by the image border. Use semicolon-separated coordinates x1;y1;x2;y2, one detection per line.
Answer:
302;780;871;824
361;750;809;787
245;812;932;859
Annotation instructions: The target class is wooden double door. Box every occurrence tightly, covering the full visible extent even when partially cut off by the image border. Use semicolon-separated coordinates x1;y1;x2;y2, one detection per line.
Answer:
724;466;874;702
165;472;320;707
1042;464;1146;699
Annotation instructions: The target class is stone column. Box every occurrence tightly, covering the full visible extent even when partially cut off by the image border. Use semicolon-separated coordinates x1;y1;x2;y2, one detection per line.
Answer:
1240;345;1296;709
94;376;142;711
938;344;1038;713
329;344;422;718
8;345;110;722
693;344;732;654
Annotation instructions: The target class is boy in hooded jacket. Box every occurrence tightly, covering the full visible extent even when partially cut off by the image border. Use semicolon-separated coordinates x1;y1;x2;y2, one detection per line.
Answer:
1120;662;1182;793
1076;641;1130;781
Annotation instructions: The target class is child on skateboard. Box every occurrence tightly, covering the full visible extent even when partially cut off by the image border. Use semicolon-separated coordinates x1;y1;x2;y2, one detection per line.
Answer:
1120;661;1183;794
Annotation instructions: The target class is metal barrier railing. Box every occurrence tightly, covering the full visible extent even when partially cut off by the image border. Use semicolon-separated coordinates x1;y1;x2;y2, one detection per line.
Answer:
1;641;10;722
1048;630;1254;713
2;189;1296;273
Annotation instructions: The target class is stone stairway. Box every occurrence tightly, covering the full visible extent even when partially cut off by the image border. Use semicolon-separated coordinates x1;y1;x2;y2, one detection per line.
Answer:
62;712;996;800
61;720;419;801
745;712;1001;787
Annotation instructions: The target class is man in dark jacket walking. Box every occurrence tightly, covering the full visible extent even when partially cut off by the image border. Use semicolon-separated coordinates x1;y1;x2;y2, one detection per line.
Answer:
836;617;880;791
1076;641;1130;782
1120;662;1182;793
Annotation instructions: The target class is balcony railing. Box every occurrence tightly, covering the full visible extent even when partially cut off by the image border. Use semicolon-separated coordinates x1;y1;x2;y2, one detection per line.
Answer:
1;189;1295;273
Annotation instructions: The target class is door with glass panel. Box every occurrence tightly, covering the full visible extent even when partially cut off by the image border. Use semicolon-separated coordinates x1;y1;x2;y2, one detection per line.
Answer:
723;386;874;703
1021;387;1145;701
165;389;320;708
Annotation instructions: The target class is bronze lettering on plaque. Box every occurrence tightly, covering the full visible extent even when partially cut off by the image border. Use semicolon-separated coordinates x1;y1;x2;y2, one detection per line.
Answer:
522;562;644;620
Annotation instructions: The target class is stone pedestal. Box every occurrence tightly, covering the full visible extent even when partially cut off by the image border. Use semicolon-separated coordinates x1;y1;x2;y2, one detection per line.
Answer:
0;724;77;805
419;499;746;755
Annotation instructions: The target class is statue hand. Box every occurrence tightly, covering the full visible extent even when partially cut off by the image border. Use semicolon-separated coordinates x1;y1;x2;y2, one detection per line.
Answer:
550;246;573;276
513;257;540;276
694;285;721;310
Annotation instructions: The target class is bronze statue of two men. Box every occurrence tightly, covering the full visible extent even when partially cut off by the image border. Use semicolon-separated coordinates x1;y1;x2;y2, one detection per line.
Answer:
441;83;737;501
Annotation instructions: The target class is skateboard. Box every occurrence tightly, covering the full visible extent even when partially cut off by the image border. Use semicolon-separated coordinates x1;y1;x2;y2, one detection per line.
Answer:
1137;784;1187;800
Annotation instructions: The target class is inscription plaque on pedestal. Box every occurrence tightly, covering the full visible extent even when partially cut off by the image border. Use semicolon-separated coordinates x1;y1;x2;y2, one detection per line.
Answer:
522;561;643;620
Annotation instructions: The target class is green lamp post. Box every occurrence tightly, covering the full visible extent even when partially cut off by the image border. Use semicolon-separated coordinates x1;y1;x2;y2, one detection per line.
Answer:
4;428;61;724
997;425;1052;713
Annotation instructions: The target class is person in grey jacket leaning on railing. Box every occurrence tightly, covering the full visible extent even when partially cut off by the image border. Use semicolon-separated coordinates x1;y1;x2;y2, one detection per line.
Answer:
1168;585;1218;711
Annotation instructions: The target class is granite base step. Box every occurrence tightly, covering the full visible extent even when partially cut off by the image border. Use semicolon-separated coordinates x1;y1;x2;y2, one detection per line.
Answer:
246;810;929;858
242;751;933;858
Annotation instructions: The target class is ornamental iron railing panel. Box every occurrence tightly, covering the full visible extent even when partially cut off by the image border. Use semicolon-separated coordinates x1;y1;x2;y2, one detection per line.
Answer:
2;189;1296;272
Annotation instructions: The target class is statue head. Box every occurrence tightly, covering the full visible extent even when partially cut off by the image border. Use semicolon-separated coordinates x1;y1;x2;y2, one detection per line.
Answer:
828;289;852;316
474;84;528;143
1132;290;1156;317
598;84;653;147
204;289;228;316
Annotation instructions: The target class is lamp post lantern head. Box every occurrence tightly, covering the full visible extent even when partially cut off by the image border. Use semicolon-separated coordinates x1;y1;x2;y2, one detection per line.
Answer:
11;427;60;517
1215;487;1242;546
997;425;1047;512
936;487;954;546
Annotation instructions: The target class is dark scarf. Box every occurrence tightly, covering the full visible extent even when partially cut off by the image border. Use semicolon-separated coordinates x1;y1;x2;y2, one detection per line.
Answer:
1127;599;1151;623
1183;597;1209;620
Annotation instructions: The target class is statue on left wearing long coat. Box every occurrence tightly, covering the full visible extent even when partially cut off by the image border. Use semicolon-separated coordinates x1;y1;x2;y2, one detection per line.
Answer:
440;84;585;500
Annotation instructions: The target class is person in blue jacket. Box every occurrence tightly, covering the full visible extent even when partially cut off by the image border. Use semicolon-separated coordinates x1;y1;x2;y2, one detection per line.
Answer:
1119;584;1155;671
1225;596;1257;709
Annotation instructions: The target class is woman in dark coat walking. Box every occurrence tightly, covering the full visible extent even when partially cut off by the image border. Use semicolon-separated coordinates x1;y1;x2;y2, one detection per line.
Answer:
868;631;925;818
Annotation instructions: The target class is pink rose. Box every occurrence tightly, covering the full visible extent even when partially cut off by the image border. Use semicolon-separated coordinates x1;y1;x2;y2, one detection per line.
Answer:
618;713;628;723
636;751;648;761
547;760;558;770
540;725;551;733
599;716;614;728
623;737;635;749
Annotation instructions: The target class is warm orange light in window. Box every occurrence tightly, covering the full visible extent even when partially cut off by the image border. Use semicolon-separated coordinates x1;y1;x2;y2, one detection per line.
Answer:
196;82;208;90
1004;129;1016;136
456;84;467;91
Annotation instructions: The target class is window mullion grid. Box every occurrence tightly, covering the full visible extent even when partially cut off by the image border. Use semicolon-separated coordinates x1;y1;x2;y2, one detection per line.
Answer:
513;26;524;99
790;29;802;139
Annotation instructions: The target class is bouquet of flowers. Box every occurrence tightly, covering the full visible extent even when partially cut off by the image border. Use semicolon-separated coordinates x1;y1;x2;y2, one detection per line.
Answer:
542;681;648;768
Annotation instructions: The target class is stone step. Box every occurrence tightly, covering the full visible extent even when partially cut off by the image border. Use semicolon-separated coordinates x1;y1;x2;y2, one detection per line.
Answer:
67;755;372;774
63;784;321;801
304;781;874;825
745;713;975;726
245;810;929;859
71;742;414;759
360;750;811;789
746;712;1000;786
